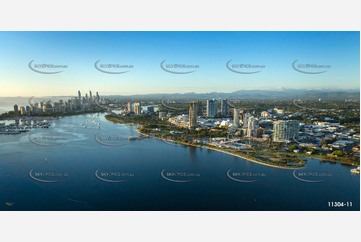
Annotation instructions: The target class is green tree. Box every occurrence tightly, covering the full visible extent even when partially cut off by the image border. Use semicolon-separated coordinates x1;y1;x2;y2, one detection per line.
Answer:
320;140;329;146
288;144;298;152
332;150;344;156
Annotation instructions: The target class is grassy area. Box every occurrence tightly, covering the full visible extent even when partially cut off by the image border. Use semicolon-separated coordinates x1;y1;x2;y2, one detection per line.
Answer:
105;113;359;168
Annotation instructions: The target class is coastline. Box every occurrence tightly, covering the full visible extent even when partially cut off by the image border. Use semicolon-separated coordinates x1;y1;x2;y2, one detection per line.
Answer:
137;129;301;170
105;115;359;169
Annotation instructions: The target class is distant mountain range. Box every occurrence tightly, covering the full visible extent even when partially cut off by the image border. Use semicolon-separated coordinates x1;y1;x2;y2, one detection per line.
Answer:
104;89;360;101
1;89;359;101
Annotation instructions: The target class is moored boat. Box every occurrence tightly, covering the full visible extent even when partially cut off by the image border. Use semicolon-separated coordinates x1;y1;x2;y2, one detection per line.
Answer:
351;166;360;175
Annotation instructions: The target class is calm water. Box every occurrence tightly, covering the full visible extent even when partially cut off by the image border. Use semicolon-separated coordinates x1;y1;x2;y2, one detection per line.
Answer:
0;113;359;211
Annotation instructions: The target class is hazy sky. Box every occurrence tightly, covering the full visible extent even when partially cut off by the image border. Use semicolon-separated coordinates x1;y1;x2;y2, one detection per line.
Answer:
0;31;359;96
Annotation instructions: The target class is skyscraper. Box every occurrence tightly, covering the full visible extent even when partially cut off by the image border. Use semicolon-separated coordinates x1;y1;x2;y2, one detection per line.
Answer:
246;116;259;137
189;101;201;115
273;120;300;142
206;99;218;118
243;112;251;129
233;108;240;128
220;99;229;116
89;91;93;101
127;102;134;113
134;102;142;115
196;100;203;116
78;90;81;100
19;106;26;116
14;104;19;114
189;102;198;129
25;106;31;116
53;102;60;113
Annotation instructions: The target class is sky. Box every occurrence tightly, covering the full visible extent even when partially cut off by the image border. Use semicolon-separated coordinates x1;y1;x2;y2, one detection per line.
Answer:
0;31;359;96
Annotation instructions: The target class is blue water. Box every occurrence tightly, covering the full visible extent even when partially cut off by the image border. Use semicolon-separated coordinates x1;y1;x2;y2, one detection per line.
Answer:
0;113;359;211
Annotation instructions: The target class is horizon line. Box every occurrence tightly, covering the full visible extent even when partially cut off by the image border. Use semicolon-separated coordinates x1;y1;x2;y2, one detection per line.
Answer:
0;87;360;98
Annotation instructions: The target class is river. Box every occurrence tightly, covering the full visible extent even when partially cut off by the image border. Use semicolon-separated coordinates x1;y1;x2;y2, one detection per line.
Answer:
0;113;359;211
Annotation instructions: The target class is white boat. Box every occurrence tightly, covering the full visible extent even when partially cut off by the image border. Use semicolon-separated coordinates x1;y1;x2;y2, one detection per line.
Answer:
351;166;360;174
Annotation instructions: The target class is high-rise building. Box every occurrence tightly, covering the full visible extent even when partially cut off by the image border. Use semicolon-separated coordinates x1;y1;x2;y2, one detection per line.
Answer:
127;102;134;113
243;112;251;129
69;101;74;111
196;100;203;116
233;108;240;128
220;99;229;116
25;106;31;115
273;120;300;142
189;102;198;129
78;90;81;100
43;101;53;114
189;101;200;115
53;102;60;113
71;98;78;110
89;91;93;101
32;104;39;115
19;106;26;116
189;100;203;116
134;102;142;115
246;116;259;137
206;99;218;118
14;104;19;114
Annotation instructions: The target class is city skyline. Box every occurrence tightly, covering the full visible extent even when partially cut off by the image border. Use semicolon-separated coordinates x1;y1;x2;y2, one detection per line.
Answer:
10;90;102;116
0;31;359;96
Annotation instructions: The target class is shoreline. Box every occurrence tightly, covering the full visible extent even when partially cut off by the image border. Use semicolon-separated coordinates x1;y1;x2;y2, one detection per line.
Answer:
105;115;360;169
137;129;302;170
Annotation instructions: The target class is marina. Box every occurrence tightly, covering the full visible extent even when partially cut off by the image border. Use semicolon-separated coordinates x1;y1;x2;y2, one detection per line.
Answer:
0;119;51;134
